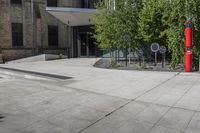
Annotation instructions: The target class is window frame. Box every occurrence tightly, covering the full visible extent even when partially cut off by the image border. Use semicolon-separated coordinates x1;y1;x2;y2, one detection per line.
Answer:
11;0;22;5
48;25;59;47
47;0;58;7
11;23;24;47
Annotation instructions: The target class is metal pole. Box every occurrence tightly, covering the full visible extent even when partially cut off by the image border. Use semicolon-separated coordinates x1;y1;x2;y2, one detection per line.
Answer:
155;52;157;66
162;53;165;68
126;43;128;66
129;44;131;64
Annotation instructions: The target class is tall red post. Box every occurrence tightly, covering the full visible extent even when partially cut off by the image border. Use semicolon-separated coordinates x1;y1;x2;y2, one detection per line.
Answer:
185;18;193;72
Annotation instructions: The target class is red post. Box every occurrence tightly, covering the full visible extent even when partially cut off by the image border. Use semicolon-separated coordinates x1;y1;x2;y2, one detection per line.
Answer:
185;18;193;72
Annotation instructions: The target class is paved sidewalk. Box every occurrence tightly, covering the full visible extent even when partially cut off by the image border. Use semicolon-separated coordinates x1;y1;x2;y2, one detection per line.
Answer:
0;58;200;133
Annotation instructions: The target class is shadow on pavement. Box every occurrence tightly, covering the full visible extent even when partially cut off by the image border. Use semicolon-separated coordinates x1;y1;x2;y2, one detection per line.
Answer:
0;114;5;123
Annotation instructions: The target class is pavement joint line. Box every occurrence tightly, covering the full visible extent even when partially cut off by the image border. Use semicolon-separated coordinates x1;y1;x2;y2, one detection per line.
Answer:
140;76;194;105
181;79;200;133
148;77;199;133
64;86;130;101
78;72;181;133
135;99;200;113
183;110;198;133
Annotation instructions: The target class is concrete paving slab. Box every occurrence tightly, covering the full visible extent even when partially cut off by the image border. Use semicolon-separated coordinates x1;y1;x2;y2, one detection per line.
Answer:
46;104;106;133
154;94;182;107
185;86;200;98
113;119;154;133
43;127;72;133
157;108;194;131
135;104;169;124
174;96;200;111
185;112;200;133
17;120;56;133
0;58;200;133
77;94;128;113
0;105;41;132
80;101;148;133
149;126;182;133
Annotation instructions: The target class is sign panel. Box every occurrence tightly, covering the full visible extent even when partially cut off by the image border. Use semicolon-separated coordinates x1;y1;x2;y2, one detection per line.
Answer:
151;43;160;53
136;49;144;57
159;46;167;54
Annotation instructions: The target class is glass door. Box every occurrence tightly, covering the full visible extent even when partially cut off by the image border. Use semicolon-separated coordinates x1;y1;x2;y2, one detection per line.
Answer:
80;34;87;56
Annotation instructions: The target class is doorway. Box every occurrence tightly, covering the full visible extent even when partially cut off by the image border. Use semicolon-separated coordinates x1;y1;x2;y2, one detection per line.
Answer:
80;33;96;57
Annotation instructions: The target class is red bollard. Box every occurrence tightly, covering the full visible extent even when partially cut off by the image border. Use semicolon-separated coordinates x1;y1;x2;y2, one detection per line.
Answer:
185;51;192;72
185;18;193;72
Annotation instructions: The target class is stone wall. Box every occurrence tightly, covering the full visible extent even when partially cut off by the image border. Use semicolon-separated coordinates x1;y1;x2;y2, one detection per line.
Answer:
0;0;12;49
0;0;80;61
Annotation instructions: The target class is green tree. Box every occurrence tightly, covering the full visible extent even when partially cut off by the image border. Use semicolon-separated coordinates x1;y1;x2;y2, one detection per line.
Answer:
93;0;142;54
139;0;200;69
163;0;186;68
163;0;200;69
138;0;167;45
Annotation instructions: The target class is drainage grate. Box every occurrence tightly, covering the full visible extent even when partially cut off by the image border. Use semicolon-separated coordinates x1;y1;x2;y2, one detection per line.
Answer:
0;67;72;80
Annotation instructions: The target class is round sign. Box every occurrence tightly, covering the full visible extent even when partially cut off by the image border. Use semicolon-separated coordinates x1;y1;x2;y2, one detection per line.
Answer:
159;46;167;54
124;34;129;42
136;49;144;57
151;43;160;53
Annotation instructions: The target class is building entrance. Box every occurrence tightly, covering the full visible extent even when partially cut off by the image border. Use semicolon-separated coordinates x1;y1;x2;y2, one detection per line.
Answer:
73;26;99;57
80;33;96;57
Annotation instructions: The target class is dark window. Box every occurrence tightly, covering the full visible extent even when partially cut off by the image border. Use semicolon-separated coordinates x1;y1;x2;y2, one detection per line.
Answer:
11;0;22;4
81;0;100;8
48;25;58;47
12;23;23;47
47;0;57;7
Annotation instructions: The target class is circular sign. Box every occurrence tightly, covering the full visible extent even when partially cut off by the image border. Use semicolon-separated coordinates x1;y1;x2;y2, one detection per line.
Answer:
159;46;167;54
151;43;160;53
124;34;129;42
136;49;144;57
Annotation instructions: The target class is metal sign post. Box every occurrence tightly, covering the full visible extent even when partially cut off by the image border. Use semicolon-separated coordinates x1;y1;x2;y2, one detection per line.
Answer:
151;43;160;66
136;49;144;66
159;46;167;68
124;34;129;66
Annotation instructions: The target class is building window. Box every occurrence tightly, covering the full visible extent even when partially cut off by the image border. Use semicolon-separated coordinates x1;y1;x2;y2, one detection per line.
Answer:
48;25;58;47
81;0;100;8
12;23;23;47
11;0;22;4
47;0;57;7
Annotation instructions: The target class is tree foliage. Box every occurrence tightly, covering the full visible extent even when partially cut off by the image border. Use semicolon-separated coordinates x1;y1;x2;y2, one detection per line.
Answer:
93;0;142;52
138;0;167;45
139;0;200;69
162;0;186;68
94;0;200;69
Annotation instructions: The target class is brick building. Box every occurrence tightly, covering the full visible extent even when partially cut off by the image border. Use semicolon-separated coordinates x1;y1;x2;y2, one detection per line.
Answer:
0;0;101;61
